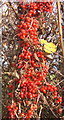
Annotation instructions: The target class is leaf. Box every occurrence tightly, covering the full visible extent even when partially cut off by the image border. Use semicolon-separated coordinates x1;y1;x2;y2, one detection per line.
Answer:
45;42;56;48
44;43;57;54
50;74;55;80
40;39;57;54
40;39;47;44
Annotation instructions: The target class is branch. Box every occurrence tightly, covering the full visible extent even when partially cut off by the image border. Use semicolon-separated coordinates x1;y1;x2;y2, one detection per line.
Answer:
57;0;64;56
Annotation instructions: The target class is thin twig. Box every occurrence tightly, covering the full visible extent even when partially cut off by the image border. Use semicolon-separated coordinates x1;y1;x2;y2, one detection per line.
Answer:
37;94;41;103
8;2;19;19
5;2;19;19
55;52;64;59
18;103;21;114
38;90;58;118
52;68;64;77
39;105;43;118
0;100;6;107
56;79;64;86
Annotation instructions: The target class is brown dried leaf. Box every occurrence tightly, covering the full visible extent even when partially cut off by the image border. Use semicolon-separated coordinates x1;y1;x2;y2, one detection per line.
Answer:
12;70;19;79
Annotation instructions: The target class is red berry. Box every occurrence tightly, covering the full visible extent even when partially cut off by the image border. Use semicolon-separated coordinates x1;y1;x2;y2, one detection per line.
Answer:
54;92;58;96
40;87;46;94
56;100;59;104
20;112;25;117
20;92;24;98
58;97;62;103
58;108;62;113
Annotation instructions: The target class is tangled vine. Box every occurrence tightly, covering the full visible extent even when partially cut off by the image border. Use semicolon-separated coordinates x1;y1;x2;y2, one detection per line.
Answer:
6;1;62;119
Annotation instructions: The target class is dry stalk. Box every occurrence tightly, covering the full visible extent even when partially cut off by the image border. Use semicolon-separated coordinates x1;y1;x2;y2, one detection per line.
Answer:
57;0;64;56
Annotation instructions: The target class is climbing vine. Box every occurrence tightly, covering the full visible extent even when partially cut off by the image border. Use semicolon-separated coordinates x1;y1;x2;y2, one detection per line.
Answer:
2;1;63;120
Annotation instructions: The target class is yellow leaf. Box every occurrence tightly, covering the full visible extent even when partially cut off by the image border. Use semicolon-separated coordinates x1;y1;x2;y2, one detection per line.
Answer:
44;48;52;53
39;39;57;54
45;42;56;48
44;43;56;53
40;39;47;44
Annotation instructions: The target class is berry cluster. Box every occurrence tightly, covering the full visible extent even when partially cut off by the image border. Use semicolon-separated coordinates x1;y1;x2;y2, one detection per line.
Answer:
17;17;39;45
19;104;38;119
20;80;38;99
40;84;62;103
17;1;53;45
20;1;53;15
7;102;18;119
